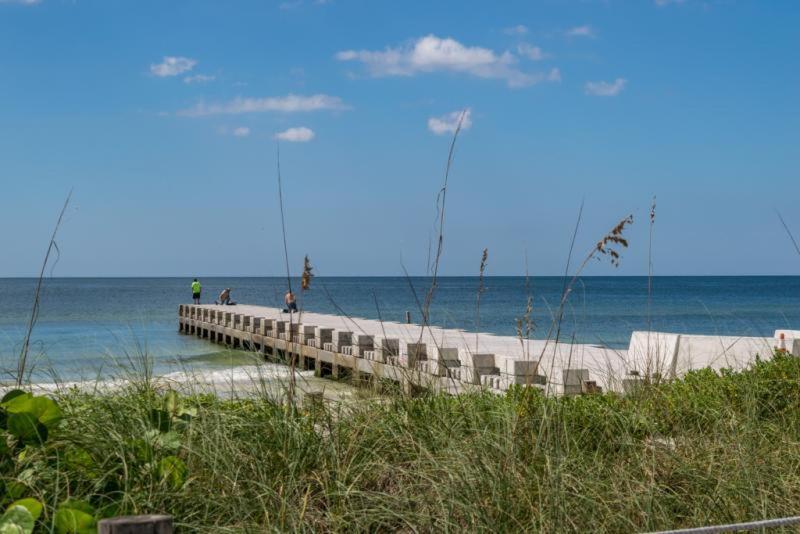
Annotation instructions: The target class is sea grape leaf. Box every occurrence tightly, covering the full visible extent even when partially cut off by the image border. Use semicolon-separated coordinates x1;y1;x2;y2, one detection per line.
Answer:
0;431;10;457
54;499;96;534
155;431;182;451
4;482;28;501
3;395;62;429
148;409;172;432
53;509;95;534
0;505;35;534
6;413;47;444
0;391;28;405
128;438;153;463
6;499;42;522
163;390;180;415
177;405;197;420
58;499;94;516
158;455;187;490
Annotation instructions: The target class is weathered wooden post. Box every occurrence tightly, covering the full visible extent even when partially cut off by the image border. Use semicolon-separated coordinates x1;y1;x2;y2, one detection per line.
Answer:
98;514;173;534
405;311;411;324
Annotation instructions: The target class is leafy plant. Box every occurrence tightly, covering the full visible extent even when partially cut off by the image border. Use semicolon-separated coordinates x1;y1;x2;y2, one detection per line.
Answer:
1;391;62;445
0;505;35;534
53;499;96;534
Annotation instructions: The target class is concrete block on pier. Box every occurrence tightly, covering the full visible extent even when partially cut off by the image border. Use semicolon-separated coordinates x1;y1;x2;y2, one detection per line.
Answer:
330;331;352;352
402;342;427;368
460;367;479;384
272;320;288;338
463;352;496;369
562;368;590;395
299;324;316;344
622;371;644;394
505;374;547;386
481;374;501;388
253;318;267;335
503;359;539;376
261;318;277;337
373;337;400;363
458;353;500;385
628;332;680;378
428;347;460;376
314;327;333;349
350;334;374;356
582;381;602;394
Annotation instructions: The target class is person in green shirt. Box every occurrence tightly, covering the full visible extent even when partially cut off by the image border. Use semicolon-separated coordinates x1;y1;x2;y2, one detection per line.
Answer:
191;278;201;304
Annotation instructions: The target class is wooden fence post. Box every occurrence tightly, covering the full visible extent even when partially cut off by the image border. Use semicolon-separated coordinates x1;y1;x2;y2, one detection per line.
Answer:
98;515;173;534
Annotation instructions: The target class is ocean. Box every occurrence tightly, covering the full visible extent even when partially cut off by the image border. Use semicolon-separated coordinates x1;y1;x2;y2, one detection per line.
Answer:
1;276;799;382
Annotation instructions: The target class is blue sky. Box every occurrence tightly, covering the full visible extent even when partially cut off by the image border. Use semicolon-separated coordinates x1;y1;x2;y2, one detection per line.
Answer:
1;0;798;277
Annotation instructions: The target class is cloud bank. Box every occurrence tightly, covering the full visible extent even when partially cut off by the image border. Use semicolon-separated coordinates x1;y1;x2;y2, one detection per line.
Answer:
179;94;347;116
337;35;559;88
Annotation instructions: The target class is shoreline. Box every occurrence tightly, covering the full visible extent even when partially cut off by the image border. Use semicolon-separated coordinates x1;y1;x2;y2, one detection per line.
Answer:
2;360;364;402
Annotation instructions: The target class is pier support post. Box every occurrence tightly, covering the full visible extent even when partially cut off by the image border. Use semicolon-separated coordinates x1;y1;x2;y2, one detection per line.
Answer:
98;515;173;534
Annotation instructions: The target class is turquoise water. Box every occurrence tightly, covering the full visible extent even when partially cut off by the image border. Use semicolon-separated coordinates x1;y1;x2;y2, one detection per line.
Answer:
1;276;799;381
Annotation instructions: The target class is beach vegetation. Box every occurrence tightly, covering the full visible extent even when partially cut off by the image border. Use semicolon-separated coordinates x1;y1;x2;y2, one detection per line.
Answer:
1;351;800;531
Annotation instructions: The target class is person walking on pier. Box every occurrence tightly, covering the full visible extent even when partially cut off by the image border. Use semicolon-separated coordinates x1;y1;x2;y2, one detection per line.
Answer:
191;278;202;304
284;290;298;313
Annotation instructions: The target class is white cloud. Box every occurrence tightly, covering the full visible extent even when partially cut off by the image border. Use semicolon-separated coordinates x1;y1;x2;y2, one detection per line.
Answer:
546;68;561;82
178;94;347;117
566;25;594;37
150;56;197;77
517;43;546;61
184;74;215;84
336;34;559;88
427;109;472;136
503;24;528;36
275;126;315;142
585;78;627;96
0;0;40;4
218;125;251;137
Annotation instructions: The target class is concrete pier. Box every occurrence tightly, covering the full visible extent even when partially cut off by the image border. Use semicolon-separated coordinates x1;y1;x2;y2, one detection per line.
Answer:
178;304;799;396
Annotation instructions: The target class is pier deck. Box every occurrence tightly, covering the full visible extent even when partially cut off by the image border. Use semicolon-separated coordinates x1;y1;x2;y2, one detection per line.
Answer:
179;303;626;395
179;304;798;395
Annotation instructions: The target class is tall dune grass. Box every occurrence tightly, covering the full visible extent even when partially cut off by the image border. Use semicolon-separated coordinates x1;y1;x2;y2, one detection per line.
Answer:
3;351;800;532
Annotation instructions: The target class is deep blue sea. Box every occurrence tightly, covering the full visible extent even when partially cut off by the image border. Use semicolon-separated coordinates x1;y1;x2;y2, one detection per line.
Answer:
1;276;799;382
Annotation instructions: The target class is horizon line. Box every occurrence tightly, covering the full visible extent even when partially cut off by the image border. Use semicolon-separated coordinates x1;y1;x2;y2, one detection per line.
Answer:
2;274;800;279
